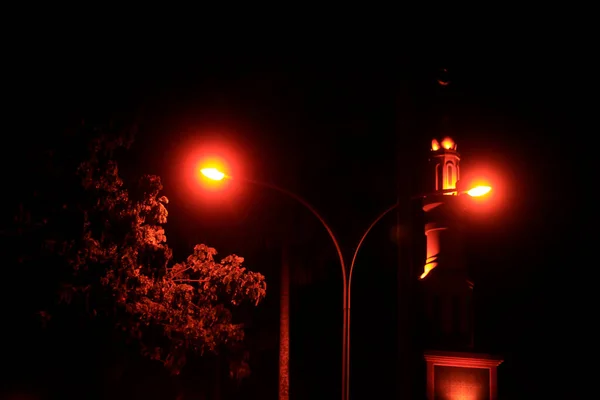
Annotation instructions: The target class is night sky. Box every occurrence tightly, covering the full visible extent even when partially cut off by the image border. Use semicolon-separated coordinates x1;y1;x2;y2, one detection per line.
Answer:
3;31;585;399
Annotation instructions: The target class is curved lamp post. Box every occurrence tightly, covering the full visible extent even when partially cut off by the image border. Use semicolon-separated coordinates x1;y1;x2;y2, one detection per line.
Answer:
201;168;350;400
200;168;490;400
344;185;491;399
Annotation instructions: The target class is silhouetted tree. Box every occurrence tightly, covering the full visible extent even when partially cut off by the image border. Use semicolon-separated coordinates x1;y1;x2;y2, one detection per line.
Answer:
25;127;268;381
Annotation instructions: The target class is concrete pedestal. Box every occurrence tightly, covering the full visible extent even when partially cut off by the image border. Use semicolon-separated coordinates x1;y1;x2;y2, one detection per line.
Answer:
424;351;503;400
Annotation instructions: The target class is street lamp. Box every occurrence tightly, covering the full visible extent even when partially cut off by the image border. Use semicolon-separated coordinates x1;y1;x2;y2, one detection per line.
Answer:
200;167;491;400
345;185;491;399
200;168;226;181
466;186;491;197
201;167;349;400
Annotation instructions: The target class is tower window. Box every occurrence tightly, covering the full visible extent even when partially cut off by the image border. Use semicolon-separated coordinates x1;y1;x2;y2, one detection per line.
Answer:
436;164;443;191
446;162;455;189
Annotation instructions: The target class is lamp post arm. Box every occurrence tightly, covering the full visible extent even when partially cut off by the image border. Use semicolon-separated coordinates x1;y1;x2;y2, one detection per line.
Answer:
243;178;347;280
345;201;399;400
348;202;400;288
241;178;349;400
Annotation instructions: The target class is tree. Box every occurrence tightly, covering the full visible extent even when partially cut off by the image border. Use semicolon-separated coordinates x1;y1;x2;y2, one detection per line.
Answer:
52;130;267;377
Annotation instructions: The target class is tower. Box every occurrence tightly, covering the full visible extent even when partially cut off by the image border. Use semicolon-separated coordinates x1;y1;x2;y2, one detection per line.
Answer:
419;137;503;399
420;136;472;349
430;137;460;194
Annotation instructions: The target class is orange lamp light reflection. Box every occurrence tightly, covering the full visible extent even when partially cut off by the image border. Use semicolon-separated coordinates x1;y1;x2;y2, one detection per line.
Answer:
420;261;437;280
466;185;491;197
200;168;226;181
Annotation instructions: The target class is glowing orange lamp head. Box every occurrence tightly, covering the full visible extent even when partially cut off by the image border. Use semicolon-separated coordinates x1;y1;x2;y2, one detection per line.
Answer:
200;168;226;181
466;185;491;197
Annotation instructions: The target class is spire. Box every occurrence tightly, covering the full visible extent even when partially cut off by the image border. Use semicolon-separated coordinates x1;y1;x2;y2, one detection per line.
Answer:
435;67;453;140
429;136;460;193
437;67;450;87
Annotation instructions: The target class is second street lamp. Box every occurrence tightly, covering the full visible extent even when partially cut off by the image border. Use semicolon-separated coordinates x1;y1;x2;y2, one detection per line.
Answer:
345;185;491;400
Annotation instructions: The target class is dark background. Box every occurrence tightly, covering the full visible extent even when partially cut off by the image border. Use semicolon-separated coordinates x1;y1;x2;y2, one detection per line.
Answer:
3;26;586;399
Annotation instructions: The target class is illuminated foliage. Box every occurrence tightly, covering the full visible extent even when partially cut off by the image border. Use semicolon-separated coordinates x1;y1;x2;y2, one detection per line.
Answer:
64;134;266;376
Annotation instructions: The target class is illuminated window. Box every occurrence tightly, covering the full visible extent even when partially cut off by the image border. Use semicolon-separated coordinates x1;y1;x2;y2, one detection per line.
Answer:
446;162;455;189
434;365;490;400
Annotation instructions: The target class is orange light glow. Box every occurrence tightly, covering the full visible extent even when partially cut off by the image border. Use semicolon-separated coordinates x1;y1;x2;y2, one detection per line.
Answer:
420;262;437;280
458;160;507;216
441;137;455;150
466;186;491;197
432;139;440;151
201;168;225;181
173;134;248;205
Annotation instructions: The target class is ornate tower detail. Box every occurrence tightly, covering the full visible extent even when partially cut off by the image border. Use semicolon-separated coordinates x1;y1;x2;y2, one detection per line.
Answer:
430;137;460;193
